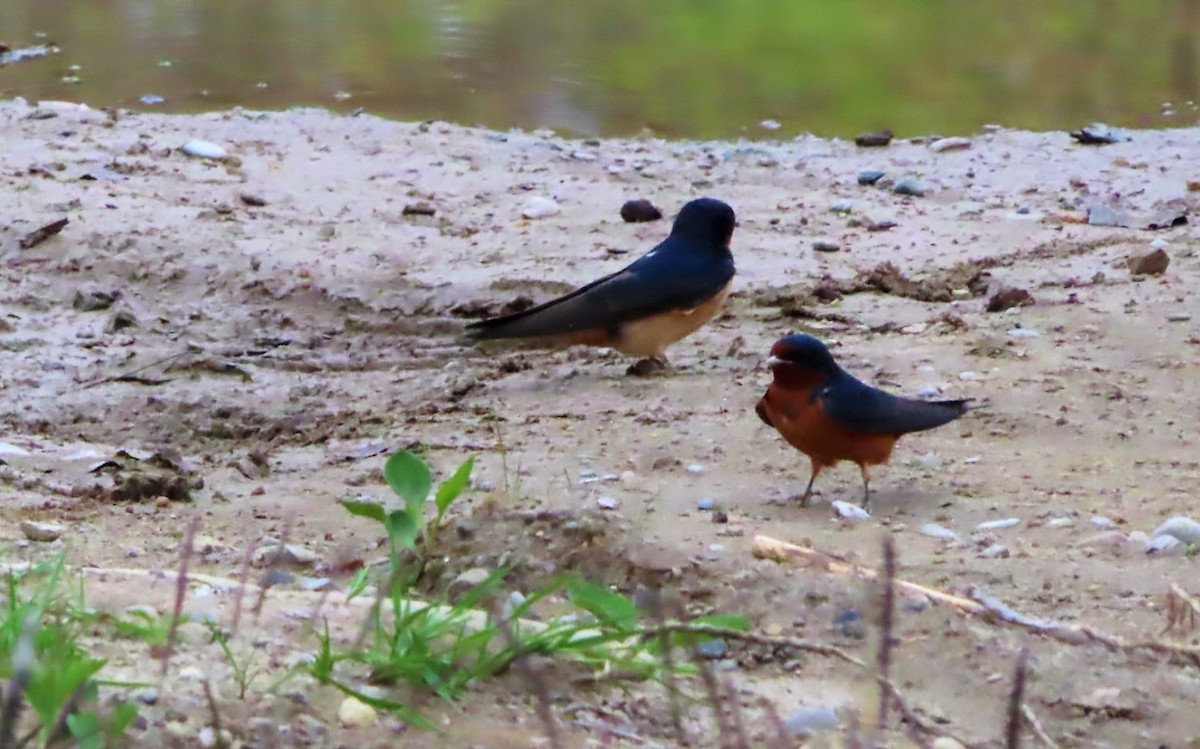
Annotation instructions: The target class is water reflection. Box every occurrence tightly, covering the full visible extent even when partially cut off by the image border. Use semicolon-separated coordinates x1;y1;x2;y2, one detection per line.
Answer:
1;0;1197;138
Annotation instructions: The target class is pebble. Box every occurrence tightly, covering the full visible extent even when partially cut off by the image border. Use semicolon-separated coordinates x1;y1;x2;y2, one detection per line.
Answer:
686;464;704;475
253;543;317;568
1086;204;1131;227
140;94;165;106
451;567;492;591
857;170;886;185
20;521;64;542
831;501;871;522
596;496;619;511
980;544;1010;559
0;442;30;456
697;498;715;511
1167;312;1192;322
1007;328;1040;338
812;239;841;253
1090;516;1115;528
1150;238;1169;250
695;639;728;659
1047;517;1074;528
759;119;782;131
1151;516;1200;546
784;706;840;737
1146;535;1186;556
958;371;980;381
833;609;865;638
1070;122;1131;145
929;136;972;153
854;130;893;147
932;738;967;749
182;139;227;160
829;199;854;214
1128;249;1170;276
976;518;1020;531
916;386;941;398
338;696;378;729
521;196;560;219
920;523;958;541
619;199;662;223
910;454;941;469
893;179;925;197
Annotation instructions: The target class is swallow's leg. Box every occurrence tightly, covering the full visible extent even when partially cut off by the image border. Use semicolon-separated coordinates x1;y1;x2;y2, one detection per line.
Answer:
858;464;872;510
787;461;822;506
626;355;670;377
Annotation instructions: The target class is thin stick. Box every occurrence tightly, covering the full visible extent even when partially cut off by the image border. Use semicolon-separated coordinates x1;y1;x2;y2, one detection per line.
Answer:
492;603;563;749
1006;647;1029;749
74;349;192;391
877;535;896;730
229;539;257;637
1021;704;1059;749
647;591;688;746
694;658;734;749
202;680;229;749
756;697;792;749
253;519;293;619
722;675;751;749
161;516;199;679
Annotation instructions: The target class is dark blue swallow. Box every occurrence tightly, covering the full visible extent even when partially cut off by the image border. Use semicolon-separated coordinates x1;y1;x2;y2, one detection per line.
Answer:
466;198;736;373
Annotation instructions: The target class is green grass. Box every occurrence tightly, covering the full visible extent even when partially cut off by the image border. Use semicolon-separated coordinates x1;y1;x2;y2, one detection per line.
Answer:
0;556;138;748
315;449;750;730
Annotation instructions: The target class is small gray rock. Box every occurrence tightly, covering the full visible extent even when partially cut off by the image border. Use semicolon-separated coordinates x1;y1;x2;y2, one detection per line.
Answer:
976;518;1020;531
812;239;841;253
182;139;227;160
831;501;870;522
253;543;317;568
1151;516;1200;546
619;199;663;223
833;609;865;638
521;196;560;219
929;136;972;153
893;179;925;197
1087;204;1132;227
596;496;619;511
857;170;886;185
697;498;715;511
980;544;1010;559
830;199;854;214
20;521;64;542
919;523;958;541
1146;535;1186;556
451;567;492;591
686;464;704;475
784;706;840;737
695;639;727;659
1090;516;1115;528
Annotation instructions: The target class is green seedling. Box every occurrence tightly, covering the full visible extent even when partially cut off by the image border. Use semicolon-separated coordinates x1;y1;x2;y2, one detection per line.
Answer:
342;450;475;581
207;626;262;700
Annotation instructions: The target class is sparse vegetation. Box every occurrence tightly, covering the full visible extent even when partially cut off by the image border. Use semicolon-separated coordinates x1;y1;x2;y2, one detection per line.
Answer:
0;557;138;748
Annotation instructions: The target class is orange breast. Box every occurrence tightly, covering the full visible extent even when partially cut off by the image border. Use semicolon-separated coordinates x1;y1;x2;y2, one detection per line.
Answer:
759;383;899;468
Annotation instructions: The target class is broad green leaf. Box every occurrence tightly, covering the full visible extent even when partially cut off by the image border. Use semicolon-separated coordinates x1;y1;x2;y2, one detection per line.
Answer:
567;581;638;633
434;457;475;516
384;451;432;512
385;510;420;552
341;500;387;525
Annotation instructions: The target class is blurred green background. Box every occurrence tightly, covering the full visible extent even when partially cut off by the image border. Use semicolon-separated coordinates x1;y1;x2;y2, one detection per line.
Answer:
2;0;1198;138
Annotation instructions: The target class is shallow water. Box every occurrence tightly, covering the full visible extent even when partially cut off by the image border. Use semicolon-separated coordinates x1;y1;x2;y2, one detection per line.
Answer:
2;0;1199;138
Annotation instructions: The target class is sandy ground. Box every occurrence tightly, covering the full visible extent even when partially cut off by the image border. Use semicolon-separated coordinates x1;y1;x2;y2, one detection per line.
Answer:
2;98;1200;747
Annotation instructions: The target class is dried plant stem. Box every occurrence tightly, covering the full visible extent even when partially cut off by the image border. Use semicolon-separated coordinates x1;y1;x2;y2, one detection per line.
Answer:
492;604;563;749
161;516;200;680
1006;647;1029;749
877;535;896;730
1021;704;1059;749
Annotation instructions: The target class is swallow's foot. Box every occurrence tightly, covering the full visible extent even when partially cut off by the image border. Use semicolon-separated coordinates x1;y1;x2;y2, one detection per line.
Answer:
626;356;670;377
766;491;819;507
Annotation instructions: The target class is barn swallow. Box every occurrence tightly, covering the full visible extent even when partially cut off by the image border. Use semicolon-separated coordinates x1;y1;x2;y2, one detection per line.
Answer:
466;198;736;374
756;334;968;510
